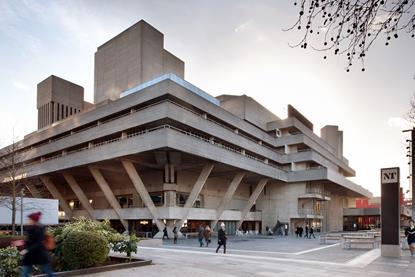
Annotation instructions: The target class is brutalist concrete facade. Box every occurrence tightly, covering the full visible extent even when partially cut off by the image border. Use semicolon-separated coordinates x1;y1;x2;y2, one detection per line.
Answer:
0;20;371;236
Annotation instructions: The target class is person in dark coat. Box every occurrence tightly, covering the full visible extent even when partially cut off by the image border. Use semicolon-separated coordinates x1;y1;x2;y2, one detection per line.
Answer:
216;223;227;254
21;212;54;277
309;226;316;238
304;225;309;239
405;220;415;256
162;227;169;239
299;226;303;238
198;225;205;247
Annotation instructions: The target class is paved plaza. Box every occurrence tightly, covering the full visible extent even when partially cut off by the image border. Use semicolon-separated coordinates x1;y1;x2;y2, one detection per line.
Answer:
83;236;415;276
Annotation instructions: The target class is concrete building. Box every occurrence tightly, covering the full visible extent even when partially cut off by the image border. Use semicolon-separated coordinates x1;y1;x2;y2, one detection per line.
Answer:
0;20;371;237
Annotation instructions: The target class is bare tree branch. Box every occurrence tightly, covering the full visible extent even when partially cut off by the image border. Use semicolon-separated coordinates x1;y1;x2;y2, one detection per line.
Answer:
286;0;415;71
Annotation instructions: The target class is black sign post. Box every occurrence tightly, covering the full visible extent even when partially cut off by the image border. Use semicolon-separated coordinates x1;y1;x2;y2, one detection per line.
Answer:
380;167;401;257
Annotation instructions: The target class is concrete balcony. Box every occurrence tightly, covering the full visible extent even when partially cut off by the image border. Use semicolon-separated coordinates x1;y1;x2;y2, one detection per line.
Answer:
293;208;324;219
298;188;331;201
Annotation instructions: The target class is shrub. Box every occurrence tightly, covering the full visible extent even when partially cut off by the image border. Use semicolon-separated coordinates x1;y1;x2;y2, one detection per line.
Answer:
0;247;21;277
111;234;139;261
61;230;109;270
49;217;122;270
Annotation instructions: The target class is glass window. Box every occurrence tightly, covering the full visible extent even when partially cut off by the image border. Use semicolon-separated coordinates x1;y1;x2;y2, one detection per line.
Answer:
176;193;188;206
116;194;133;208
150;192;164;206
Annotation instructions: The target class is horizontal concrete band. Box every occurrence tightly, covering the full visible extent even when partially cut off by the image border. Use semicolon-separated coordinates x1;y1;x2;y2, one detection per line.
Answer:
19;127;370;197
71;207;262;221
17;101;341;176
15;79;350;175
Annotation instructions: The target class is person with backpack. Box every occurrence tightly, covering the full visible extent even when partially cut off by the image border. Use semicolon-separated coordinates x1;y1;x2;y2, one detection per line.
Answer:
20;212;55;277
216;223;227;254
204;225;212;247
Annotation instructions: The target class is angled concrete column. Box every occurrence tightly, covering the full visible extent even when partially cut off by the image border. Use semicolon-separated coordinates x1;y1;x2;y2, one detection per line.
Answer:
89;167;128;230
26;184;42;198
121;160;165;231
40;176;72;219
236;178;268;230
212;172;245;228
63;173;94;219
175;162;214;228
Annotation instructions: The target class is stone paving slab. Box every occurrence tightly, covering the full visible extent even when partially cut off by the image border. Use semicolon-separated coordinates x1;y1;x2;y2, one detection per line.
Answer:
81;236;414;276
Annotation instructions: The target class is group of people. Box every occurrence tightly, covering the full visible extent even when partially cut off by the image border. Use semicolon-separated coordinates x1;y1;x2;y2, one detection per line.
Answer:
162;226;179;244
197;224;212;247
161;222;228;253
295;224;315;239
198;223;227;254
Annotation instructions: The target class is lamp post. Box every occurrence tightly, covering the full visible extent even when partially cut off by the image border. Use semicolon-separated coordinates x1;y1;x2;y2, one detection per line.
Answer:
403;128;415;219
20;188;25;236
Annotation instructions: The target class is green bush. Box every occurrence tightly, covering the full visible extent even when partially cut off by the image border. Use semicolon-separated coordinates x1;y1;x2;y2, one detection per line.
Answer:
0;247;21;277
50;217;122;271
61;230;109;270
51;217;122;245
111;234;139;261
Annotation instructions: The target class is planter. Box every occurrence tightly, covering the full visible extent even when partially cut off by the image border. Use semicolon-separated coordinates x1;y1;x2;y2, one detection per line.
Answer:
0;236;25;249
34;256;152;276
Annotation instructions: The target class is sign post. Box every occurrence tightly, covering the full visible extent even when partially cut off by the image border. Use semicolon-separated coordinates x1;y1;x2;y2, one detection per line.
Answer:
380;167;401;257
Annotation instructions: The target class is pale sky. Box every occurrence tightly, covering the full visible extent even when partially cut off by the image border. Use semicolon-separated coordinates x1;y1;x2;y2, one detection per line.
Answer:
1;0;414;196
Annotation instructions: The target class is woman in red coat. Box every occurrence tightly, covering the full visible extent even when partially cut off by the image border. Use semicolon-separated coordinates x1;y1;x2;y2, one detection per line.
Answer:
20;212;55;277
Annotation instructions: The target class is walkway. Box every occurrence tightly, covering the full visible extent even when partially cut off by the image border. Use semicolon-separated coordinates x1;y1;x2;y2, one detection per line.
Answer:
83;236;415;276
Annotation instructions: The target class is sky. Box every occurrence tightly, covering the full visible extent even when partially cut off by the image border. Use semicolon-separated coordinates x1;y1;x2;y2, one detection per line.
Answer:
0;0;414;196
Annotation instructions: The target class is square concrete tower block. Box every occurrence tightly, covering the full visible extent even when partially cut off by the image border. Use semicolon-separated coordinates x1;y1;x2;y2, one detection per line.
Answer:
94;20;185;104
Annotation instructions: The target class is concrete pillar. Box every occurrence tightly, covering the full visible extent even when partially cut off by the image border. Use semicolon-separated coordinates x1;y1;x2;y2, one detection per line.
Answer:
236;178;268;230
26;183;42;198
40;176;72;219
212;172;245;228
121;160;165;231
175;163;214;229
63;173;94;218
89;167;128;231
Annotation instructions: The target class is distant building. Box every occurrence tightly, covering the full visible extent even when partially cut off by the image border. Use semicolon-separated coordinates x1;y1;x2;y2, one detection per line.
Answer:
343;190;411;231
0;20;371;236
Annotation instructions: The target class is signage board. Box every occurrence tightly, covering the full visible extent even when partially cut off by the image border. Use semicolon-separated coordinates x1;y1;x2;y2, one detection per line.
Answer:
381;167;399;184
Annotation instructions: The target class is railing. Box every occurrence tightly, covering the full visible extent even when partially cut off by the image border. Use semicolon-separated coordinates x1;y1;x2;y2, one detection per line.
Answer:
298;208;324;216
13;99;283;167
20;124;286;172
305;188;331;197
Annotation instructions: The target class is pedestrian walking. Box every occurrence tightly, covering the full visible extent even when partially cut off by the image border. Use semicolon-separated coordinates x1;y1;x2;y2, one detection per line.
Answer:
204;225;212;247
216;223;227;254
299;226;303;238
173;226;178;244
162;227;169;239
295;226;299;238
304;225;309;239
405;220;415;256
309;226;316;238
20;212;55;277
198;225;205;247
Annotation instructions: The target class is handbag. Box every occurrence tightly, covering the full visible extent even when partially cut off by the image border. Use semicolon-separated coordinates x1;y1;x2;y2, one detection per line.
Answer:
43;233;56;250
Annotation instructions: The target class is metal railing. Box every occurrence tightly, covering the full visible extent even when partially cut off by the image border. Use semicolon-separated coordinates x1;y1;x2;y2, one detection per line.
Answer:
21;124;285;171
305;188;331;197
298;208;324;216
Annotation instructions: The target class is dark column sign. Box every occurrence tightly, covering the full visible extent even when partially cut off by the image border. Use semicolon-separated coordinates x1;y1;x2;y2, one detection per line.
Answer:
380;167;401;257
